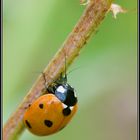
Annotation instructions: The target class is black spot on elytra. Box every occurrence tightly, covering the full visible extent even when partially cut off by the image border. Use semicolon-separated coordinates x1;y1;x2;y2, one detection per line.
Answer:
44;120;53;127
39;104;44;109
62;107;71;116
25;120;32;128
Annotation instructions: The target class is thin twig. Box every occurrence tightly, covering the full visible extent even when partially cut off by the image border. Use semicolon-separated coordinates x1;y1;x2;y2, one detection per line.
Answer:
3;0;112;139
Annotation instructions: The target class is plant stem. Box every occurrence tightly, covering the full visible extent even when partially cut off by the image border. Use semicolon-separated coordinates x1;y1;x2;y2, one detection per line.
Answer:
3;0;112;139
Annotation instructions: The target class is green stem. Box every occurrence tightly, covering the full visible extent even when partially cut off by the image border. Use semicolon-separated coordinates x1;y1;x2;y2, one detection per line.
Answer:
3;0;112;139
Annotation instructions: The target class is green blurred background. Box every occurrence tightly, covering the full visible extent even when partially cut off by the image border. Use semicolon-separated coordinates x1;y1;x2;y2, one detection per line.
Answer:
3;0;137;140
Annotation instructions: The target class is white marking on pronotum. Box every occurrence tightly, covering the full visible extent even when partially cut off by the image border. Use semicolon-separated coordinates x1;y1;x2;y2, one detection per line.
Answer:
70;106;74;111
57;86;65;94
74;91;77;98
62;103;67;109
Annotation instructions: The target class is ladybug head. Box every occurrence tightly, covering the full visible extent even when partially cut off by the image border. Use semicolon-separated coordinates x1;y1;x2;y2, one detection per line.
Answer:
54;83;77;107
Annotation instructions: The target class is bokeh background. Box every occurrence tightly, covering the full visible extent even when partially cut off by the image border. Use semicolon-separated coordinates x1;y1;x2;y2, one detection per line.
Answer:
3;0;137;140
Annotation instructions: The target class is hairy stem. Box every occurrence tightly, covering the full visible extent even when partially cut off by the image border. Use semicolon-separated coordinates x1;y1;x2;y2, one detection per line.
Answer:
3;0;112;139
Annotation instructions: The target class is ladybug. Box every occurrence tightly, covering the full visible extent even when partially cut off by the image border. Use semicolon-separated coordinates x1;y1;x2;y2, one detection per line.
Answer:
23;71;78;136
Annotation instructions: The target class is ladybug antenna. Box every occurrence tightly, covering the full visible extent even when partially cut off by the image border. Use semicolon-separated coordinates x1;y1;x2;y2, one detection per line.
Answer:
41;72;47;89
67;66;80;76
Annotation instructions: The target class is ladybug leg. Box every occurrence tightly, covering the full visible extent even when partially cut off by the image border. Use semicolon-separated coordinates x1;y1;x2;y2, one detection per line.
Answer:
47;85;54;93
41;71;62;94
47;84;56;94
41;72;47;88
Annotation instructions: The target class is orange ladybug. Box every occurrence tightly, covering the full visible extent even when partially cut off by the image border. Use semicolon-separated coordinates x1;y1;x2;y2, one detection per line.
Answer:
23;72;78;136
